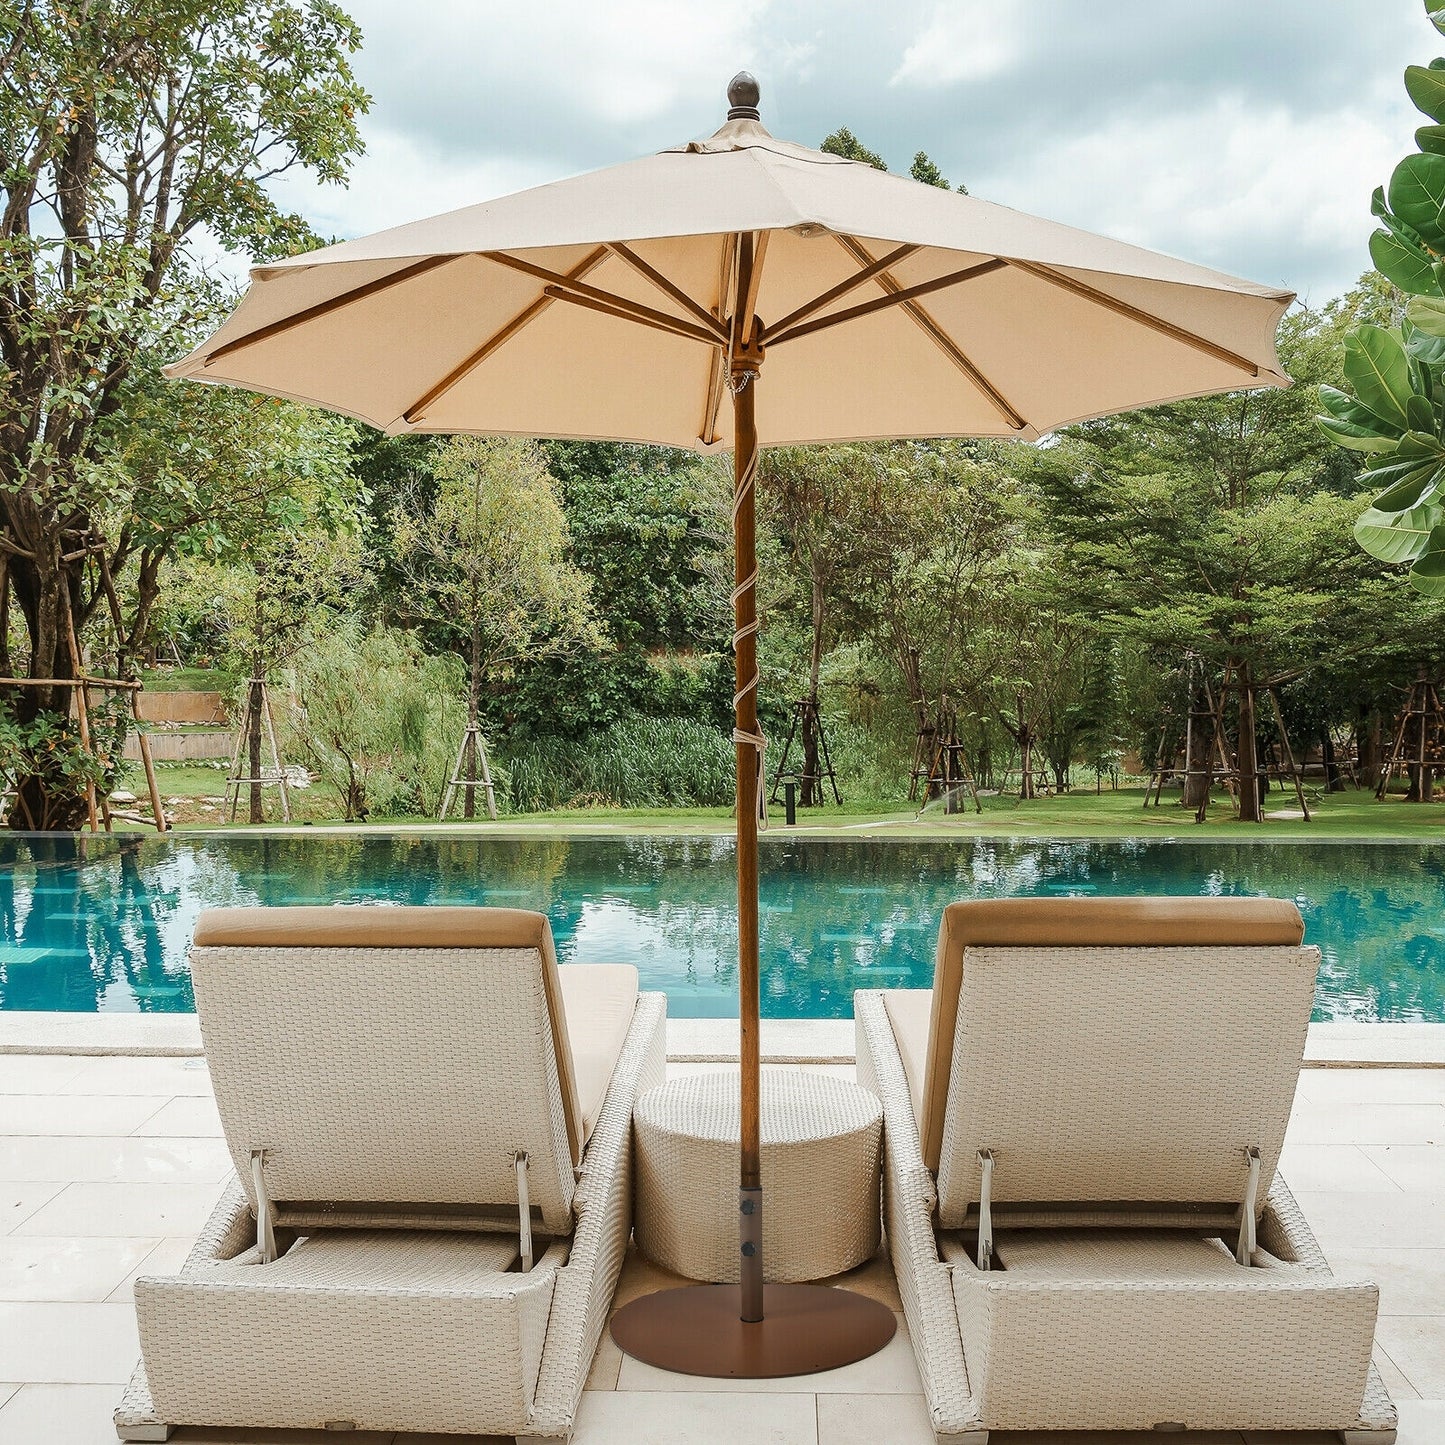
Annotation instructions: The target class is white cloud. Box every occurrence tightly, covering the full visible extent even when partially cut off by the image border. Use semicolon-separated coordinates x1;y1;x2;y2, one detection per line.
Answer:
975;92;1415;298
891;1;1027;88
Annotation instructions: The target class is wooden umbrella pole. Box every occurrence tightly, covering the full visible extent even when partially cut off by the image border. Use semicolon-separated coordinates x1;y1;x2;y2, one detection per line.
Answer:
731;333;764;1324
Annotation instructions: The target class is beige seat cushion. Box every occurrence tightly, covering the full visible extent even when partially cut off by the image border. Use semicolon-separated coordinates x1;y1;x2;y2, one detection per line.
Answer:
881;989;931;1137
941;1227;1297;1280
206;1229;520;1288
559;965;639;1144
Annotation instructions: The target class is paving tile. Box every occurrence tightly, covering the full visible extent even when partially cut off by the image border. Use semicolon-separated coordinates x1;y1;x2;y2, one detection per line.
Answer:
1285;1103;1445;1147
573;1388;818;1444
1295;1068;1445;1105
0;1134;232;1185
1294;1190;1445;1250
1277;1143;1400;1194
816;1391;933;1445
1397;1399;1445;1444
130;1097;222;1138
617;1312;919;1394
1322;1246;1445;1316
1374;1314;1445;1398
14;1181;225;1238
0;1302;139;1384
0;1237;158;1302
0;1056;87;1092
1374;1345;1420;1400
816;1246;902;1310
0;1382;124;1445
0;1182;63;1235
59;1056;213;1097
106;1237;196;1302
585;1328;622;1390
1361;1143;1445;1193
610;1243;696;1306
0;1095;165;1138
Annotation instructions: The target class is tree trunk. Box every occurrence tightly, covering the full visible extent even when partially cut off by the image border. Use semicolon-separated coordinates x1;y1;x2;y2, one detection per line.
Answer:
802;572;824;807
1182;681;1211;810
464;621;482;819
247;675;264;824
1236;670;1262;823
1320;731;1342;793
1358;711;1382;791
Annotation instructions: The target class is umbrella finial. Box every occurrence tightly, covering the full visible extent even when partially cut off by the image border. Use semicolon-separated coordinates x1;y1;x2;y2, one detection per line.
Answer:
727;72;761;121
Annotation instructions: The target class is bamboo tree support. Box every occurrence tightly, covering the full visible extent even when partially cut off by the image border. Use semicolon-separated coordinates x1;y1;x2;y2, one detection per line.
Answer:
438;722;498;821
1375;672;1445;800
769;698;841;806
63;603;102;833
225;679;291;822
1263;687;1311;821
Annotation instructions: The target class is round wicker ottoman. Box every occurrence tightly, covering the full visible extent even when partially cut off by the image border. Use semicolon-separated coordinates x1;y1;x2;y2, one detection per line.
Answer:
632;1070;883;1283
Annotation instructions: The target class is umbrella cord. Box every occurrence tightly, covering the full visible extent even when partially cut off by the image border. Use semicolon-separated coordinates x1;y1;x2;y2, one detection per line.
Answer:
731;428;768;832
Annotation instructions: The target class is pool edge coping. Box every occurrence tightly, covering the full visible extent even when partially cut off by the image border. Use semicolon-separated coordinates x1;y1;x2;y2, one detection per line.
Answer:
2;1014;1442;1067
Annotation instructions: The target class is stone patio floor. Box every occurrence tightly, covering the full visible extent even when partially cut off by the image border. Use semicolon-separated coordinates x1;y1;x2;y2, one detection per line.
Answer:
0;1053;1440;1445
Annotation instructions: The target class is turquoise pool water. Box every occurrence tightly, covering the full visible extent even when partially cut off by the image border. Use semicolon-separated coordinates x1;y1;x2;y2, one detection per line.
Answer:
0;833;1442;1020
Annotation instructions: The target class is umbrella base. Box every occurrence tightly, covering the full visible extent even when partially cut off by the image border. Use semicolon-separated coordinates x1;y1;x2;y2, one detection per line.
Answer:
609;1282;897;1378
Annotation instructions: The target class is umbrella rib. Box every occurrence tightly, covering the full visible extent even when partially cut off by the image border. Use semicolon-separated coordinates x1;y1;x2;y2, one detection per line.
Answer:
483;251;721;346
1008;260;1262;376
201;256;460;366
766;242;921;338
834;235;1027;432
402;247;610;425
764;258;1007;348
541;285;719;347
605;242;729;339
700;234;741;445
739;230;768;348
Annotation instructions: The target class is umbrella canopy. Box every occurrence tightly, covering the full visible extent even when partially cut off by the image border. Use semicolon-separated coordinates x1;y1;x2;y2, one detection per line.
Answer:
169;74;1295;1378
168;111;1291;448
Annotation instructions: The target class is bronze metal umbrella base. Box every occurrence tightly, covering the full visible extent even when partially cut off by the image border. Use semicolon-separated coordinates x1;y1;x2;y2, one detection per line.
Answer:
610;1282;897;1378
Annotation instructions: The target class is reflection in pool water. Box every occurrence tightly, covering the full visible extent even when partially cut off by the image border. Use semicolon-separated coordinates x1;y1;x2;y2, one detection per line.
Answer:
1;832;1442;1021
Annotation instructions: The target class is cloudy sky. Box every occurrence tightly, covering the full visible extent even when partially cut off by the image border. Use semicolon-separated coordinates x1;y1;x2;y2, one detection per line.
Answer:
266;2;1437;308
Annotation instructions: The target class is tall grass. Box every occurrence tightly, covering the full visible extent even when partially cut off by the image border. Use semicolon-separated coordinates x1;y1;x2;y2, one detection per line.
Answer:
504;717;734;811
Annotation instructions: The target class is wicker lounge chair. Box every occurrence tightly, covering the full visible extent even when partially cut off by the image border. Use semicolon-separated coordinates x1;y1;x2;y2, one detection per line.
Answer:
114;905;666;1443
854;896;1397;1445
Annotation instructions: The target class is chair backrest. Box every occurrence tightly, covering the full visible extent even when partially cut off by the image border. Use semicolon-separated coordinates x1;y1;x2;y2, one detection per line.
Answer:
924;897;1317;1231
190;906;584;1235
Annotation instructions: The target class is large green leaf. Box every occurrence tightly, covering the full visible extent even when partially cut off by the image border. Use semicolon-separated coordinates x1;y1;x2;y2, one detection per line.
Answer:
1319;384;1402;432
1354;504;1439;563
1430;3;1445;36
1319;416;1398;452
1374;462;1443;514
1373;186;1435;252
1343;325;1414;427
1371;229;1441;294
1404;322;1445;364
1389;152;1445;250
1408;391;1436;433
1408;294;1445;338
1419;123;1445;154
1407;63;1445;121
1409;547;1445;594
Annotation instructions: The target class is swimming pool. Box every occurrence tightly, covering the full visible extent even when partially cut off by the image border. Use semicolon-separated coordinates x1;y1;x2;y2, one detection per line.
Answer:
1;832;1442;1020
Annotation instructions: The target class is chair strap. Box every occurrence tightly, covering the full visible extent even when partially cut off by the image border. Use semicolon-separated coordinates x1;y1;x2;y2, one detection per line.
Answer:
976;1149;995;1271
1235;1145;1261;1265
250;1149;278;1264
515;1151;534;1272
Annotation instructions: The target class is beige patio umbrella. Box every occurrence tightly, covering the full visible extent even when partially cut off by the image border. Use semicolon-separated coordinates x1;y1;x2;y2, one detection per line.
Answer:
167;73;1293;1377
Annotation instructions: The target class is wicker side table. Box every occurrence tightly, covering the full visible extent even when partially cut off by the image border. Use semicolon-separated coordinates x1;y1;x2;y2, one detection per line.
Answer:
632;1070;883;1283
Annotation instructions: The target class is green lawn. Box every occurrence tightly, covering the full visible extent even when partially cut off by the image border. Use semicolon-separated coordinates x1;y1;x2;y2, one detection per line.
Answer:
144;764;1445;838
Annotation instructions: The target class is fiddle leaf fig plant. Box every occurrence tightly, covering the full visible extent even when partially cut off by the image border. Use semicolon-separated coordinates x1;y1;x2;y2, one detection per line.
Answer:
1322;1;1445;595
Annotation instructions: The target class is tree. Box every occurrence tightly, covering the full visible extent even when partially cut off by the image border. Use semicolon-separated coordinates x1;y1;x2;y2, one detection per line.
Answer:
820;127;887;171
282;622;465;821
390;437;601;815
1037;307;1395;821
761;445;882;803
0;0;367;826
